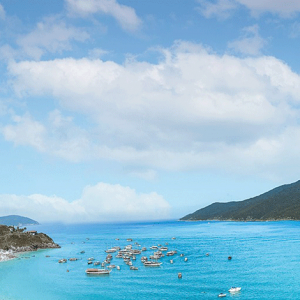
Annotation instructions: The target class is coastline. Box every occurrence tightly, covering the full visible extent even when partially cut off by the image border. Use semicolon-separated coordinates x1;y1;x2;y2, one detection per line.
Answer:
0;249;16;262
179;218;300;222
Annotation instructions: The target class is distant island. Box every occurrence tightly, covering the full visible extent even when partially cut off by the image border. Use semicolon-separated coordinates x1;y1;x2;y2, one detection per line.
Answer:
0;215;39;226
181;180;300;221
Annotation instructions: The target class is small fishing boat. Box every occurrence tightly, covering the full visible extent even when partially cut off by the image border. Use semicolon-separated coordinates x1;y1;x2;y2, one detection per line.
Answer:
218;293;226;297
69;257;78;261
143;261;162;267
85;268;111;275
228;287;241;293
105;248;117;253
130;266;138;270
58;258;67;263
150;246;158;250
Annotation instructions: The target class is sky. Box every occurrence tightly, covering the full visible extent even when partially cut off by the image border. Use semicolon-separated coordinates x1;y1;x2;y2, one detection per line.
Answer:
1;0;300;223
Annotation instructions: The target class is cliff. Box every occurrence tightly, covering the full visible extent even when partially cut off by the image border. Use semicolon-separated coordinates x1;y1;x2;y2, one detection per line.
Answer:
0;225;60;252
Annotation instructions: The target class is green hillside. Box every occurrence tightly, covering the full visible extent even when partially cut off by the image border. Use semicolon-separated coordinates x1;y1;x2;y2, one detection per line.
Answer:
0;215;39;226
181;180;300;221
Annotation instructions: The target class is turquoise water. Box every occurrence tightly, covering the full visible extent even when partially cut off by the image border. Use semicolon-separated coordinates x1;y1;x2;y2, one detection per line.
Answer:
0;220;300;299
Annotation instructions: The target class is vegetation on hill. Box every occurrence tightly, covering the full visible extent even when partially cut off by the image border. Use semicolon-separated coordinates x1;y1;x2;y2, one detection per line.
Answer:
181;180;300;221
0;215;39;226
0;225;60;251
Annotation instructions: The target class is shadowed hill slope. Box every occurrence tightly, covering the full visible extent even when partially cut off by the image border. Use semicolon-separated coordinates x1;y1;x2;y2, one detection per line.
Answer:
181;180;300;221
0;215;39;226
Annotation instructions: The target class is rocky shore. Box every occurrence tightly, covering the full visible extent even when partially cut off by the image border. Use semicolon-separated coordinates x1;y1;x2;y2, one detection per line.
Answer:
0;225;60;261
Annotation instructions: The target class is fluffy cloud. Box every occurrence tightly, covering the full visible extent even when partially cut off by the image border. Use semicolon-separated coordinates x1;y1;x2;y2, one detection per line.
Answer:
2;113;46;151
228;25;267;55
16;16;89;60
0;183;170;223
66;0;142;32
198;0;300;19
6;41;300;177
197;0;237;19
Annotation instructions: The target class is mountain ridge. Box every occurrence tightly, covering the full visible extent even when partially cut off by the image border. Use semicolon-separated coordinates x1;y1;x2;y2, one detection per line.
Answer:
180;180;300;221
0;215;39;226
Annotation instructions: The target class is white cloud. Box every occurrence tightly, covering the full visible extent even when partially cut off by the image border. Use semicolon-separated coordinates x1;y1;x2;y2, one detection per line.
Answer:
2;113;46;151
228;25;267;55
88;47;109;59
0;183;171;223
1;110;92;162
198;0;300;19
236;0;300;18
197;0;237;19
6;41;300;179
16;16;89;60
0;4;5;20
66;0;142;32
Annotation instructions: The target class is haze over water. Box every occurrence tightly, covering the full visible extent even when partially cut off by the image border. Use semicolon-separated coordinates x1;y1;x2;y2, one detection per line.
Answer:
0;221;299;300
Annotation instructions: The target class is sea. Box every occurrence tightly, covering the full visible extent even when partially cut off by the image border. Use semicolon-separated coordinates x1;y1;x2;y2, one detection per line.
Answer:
0;220;299;300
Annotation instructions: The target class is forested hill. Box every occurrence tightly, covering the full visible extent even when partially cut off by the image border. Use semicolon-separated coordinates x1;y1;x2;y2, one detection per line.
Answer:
181;180;300;221
0;215;39;226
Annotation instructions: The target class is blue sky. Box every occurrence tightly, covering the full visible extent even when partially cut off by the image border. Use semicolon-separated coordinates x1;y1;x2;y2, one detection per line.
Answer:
1;0;300;223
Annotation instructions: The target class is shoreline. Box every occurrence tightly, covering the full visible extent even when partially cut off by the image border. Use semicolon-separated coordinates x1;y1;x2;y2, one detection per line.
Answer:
0;250;17;262
179;218;300;222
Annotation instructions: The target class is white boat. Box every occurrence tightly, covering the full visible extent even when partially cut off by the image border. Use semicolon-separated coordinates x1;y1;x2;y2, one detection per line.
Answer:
160;247;168;251
143;261;162;267
130;266;138;270
150;246;158;250
228;287;241;293
85;268;111;275
218;293;226;297
105;248;117;253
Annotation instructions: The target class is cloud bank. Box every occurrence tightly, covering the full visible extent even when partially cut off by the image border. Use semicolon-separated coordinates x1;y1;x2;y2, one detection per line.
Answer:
5;41;300;179
0;183;170;223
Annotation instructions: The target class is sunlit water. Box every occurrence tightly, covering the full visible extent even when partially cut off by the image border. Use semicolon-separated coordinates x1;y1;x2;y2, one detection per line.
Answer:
0;221;299;300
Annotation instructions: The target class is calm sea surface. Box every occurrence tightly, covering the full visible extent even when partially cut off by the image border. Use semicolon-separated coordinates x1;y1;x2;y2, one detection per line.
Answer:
0;220;299;300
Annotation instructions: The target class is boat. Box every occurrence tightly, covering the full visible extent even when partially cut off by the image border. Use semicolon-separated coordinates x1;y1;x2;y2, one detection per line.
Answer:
58;258;67;263
150;246;158;250
143;261;162;267
218;293;226;297
142;247;147;251
105;248;117;253
130;266;138;270
228;287;241;293
108;264;116;269
160;247;168;251
93;261;101;266
85;268;111;275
